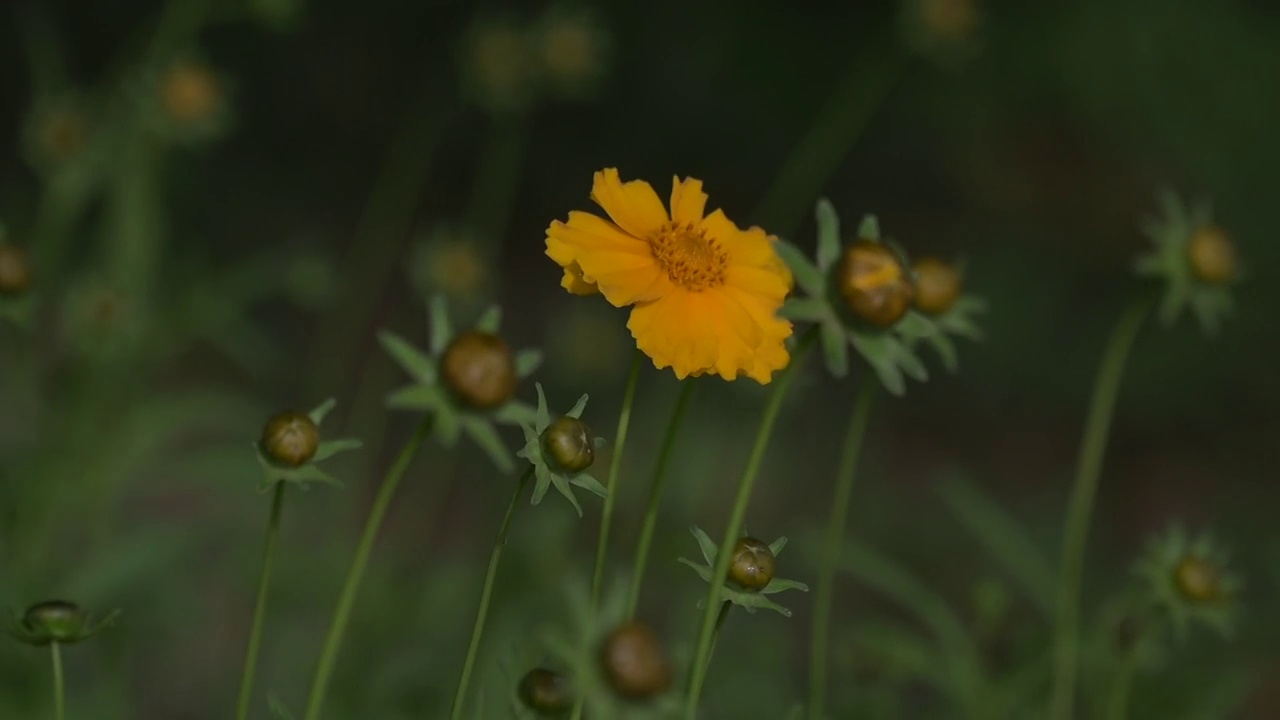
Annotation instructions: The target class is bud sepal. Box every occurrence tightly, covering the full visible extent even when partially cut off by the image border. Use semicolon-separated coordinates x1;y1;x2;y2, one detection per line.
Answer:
774;199;939;395
253;398;362;492
677;526;809;617
380;295;540;473
515;383;607;517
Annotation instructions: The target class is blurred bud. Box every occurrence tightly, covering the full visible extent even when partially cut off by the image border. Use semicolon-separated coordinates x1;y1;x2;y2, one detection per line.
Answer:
541;416;595;473
23;602;84;643
728;537;776;592
1174;555;1222;604
460;18;537;114
0;245;33;297
441;330;518;409
260;411;320;467
918;0;979;44
599;621;671;700
518;667;573;715
534;7;610;100
408;227;490;309
912;257;962;315
1186;226;1237;285
160;61;224;126
836;240;915;327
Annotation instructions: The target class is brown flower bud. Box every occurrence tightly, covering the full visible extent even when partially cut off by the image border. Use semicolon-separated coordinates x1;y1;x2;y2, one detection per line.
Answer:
518;667;573;715
0;245;33;297
1174;555;1221;604
1187;226;1237;284
541;416;594;473
260;412;319;467
912;256;962;315
440;330;517;409
599;621;671;700
836;240;915;328
161;63;223;125
728;537;776;591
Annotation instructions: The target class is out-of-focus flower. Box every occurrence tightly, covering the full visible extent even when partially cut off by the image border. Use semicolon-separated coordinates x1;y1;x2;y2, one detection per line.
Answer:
1135;190;1240;335
140;57;232;143
898;256;985;374
408;225;492;317
545;168;793;383
902;0;982;64
532;6;612;100
517;667;574;715
21;95;91;173
459;17;538;114
1133;524;1240;641
0;243;33;298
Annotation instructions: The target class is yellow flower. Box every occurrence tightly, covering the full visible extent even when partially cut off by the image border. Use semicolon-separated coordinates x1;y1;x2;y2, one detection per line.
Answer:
545;169;792;383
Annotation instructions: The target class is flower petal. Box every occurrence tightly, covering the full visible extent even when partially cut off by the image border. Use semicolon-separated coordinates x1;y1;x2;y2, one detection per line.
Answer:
547;212;667;306
627;290;718;379
590;168;669;238
670;176;708;225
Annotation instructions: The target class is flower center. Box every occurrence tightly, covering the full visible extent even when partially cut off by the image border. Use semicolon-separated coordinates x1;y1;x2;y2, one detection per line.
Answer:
648;222;728;291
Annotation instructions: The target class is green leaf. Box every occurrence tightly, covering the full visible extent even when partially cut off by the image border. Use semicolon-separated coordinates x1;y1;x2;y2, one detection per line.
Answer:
551;475;584;517
768;536;789;555
762;578;808;594
494;400;538;428
731;591;794;616
429;295;452;355
814;198;841;272
385;384;439;411
515;349;542;378
893;340;929;383
565;393;589;420
690;525;719;566
779;297;828;323
773;241;824;296
459;415;514;473
312;438;363;462
819;320;849;378
568;473;607;500
936;477;1055;618
379;330;437;383
856;214;880;241
926;332;959;374
678;557;713;583
436;404;461;446
531;464;554;505
270;463;343;488
308;397;337;425
849;329;905;396
475;305;502;334
533;383;550;433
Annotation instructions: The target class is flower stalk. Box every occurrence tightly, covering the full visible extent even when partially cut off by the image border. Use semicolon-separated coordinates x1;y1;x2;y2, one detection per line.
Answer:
588;351;643;606
235;482;286;720
51;641;65;720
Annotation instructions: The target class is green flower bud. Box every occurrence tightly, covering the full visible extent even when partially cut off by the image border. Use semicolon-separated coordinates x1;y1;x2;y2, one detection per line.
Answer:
540;416;595;473
518;667;573;715
599;621;671;700
728;537;776;592
440;330;518;410
22;601;84;644
912;256;962;315
260;411;320;467
0;245;32;297
1174;555;1222;604
836;240;915;327
1187;225;1237;285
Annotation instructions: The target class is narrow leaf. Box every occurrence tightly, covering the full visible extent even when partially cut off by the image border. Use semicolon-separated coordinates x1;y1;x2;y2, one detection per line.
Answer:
691;525;718;566
428;295;452;355
773;241;825;296
379;331;437;382
814;198;842;272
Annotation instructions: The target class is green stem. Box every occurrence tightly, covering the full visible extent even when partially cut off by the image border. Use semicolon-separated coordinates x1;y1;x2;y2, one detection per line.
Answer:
235;481;286;720
807;373;878;720
1048;296;1153;720
588;351;644;606
750;39;906;237
449;468;534;719
51;641;64;720
623;380;698;619
683;328;818;718
706;601;733;669
303;417;434;720
1106;650;1137;720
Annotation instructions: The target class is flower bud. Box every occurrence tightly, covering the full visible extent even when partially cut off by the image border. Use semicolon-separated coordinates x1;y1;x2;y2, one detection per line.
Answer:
599;621;671;700
541;416;594;473
1187;225;1237;285
0;245;33;297
836;240;915;328
518;667;573;715
440;330;518;409
728;537;776;592
260;411;320;467
22;601;85;644
912;256;962;315
1174;555;1221;604
161;62;223;125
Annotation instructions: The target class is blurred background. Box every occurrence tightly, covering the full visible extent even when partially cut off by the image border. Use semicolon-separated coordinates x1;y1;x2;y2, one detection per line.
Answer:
1;0;1277;717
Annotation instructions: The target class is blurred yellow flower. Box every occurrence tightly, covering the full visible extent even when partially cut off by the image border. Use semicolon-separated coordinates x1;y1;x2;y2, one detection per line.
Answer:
545;169;792;383
534;7;610;99
160;61;224;125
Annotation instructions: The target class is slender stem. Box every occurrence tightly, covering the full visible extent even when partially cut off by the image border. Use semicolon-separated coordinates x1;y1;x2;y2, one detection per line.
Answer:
683;328;818;718
1106;650;1137;720
624;380;698;619
235;482;286;720
588;351;644;606
807;373;878;720
51;641;64;720
750;39;906;237
303;417;434;720
705;601;733;669
1048;297;1153;720
449;468;534;719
